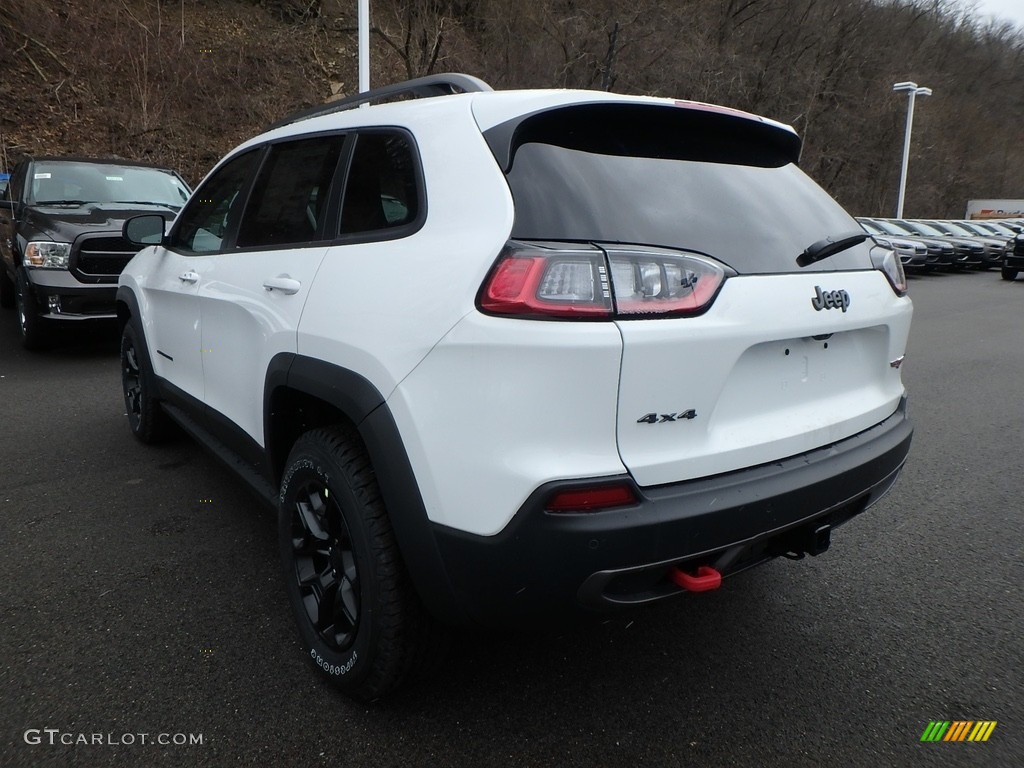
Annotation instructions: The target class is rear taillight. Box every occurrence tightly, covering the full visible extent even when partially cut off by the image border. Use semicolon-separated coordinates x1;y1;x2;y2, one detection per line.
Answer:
606;247;727;316
478;242;728;320
478;248;612;318
870;243;907;296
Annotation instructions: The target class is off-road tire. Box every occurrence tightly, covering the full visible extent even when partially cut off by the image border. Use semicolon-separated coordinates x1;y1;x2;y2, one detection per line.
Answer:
14;269;50;350
279;425;439;701
121;321;173;443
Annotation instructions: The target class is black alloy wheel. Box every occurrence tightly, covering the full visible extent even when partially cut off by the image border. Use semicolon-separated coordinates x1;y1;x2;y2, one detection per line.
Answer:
288;479;361;652
120;322;172;442
122;336;144;432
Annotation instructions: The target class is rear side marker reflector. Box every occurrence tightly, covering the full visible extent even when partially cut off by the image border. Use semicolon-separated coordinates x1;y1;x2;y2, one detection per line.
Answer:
545;484;637;512
670;565;722;592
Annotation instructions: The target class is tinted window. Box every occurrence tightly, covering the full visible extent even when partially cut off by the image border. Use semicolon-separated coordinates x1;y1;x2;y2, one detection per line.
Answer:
171;150;261;254
236;136;345;248
491;105;870;275
339;132;419;235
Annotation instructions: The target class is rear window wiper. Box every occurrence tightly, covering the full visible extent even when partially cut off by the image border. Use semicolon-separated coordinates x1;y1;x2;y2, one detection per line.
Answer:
797;231;868;267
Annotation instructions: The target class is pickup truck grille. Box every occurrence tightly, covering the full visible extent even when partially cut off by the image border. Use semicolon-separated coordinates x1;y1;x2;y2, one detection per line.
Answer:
71;235;141;283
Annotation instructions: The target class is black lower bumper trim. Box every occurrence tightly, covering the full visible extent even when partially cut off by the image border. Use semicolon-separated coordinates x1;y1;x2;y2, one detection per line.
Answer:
432;399;912;626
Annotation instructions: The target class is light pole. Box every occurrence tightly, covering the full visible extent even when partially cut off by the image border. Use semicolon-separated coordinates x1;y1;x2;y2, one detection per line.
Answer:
358;0;370;94
892;81;932;219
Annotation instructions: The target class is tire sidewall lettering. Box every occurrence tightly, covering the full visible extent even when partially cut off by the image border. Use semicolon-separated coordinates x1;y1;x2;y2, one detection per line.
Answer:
309;647;359;677
279;458;329;505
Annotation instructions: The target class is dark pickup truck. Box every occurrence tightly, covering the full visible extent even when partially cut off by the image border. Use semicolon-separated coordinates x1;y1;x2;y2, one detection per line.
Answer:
1004;232;1024;281
0;156;190;349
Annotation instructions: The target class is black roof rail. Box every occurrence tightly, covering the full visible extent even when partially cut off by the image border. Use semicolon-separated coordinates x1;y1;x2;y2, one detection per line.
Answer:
267;73;493;130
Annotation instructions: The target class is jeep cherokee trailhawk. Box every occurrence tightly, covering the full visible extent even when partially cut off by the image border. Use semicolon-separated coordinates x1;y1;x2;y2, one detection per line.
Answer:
117;74;913;700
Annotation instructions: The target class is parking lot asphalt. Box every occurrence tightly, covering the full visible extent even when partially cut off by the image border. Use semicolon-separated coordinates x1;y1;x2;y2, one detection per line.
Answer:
0;270;1021;768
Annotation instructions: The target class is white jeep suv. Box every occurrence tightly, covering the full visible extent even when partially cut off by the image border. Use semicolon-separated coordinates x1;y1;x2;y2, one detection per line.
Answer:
118;74;913;700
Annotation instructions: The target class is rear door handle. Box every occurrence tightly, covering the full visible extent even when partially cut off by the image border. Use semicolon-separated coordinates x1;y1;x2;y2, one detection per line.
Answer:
262;275;301;295
178;271;199;283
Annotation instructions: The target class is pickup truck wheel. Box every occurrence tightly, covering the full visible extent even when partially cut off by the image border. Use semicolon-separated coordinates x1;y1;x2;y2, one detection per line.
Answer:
14;269;50;350
0;270;13;309
1001;267;1018;281
279;426;433;701
121;321;173;443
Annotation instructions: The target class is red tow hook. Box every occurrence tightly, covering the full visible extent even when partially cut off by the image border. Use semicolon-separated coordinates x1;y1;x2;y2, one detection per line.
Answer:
670;565;722;592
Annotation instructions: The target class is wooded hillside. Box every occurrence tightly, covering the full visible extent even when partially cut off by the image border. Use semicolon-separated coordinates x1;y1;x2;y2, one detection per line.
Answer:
1;0;1021;217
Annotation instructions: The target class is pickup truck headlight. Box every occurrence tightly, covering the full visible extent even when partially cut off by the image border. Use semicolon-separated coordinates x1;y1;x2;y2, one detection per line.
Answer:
24;241;71;269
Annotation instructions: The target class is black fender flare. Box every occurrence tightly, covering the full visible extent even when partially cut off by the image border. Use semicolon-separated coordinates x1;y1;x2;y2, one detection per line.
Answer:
265;354;469;626
115;285;141;332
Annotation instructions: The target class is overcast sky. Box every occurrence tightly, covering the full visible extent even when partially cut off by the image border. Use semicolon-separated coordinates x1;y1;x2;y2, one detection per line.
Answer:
969;0;1024;29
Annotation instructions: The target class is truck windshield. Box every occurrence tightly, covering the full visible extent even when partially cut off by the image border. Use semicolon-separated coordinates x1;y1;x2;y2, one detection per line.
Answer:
30;161;190;209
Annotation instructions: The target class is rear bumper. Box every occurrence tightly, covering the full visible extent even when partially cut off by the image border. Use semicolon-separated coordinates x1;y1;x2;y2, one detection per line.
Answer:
432;397;912;625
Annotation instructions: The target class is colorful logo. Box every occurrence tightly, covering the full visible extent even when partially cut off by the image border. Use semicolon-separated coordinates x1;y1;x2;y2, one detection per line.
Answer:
920;721;997;742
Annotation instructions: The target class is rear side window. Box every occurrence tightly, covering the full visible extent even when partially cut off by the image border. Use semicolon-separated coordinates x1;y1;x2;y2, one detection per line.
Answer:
237;135;346;248
339;132;420;236
488;104;870;275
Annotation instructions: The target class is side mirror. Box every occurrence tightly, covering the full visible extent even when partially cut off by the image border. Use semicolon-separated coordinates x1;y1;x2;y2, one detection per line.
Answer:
124;214;167;246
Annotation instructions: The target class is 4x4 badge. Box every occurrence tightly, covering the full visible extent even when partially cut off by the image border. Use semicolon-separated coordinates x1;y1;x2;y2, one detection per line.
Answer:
637;410;697;424
811;285;850;312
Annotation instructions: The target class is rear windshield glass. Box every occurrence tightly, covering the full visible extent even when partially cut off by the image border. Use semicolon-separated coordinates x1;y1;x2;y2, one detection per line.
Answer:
489;105;870;275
